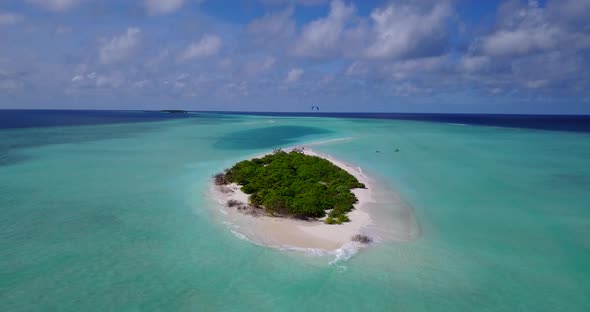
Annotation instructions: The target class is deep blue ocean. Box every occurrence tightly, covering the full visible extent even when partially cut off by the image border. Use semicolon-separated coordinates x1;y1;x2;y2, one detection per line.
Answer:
1;109;590;132
0;110;190;129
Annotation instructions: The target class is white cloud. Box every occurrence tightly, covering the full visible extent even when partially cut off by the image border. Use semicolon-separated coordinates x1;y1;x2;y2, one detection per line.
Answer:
547;0;590;27
180;34;222;60
460;55;490;73
0;79;23;90
96;73;125;88
218;58;233;70
247;7;295;48
72;70;126;89
146;49;170;68
384;56;447;80
71;75;84;83
479;2;557;57
392;82;431;97
99;27;141;64
26;0;83;12
144;0;185;15
244;57;277;76
293;0;355;57
133;80;149;89
462;0;590;90
476;0;590;58
365;2;452;60
346;56;449;81
481;28;559;57
489;87;503;94
292;1;453;60
345;61;369;77
524;79;548;89
0;12;24;25
70;71;98;88
285;68;304;83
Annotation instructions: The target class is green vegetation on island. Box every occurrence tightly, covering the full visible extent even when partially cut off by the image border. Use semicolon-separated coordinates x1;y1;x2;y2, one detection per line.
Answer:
215;149;365;224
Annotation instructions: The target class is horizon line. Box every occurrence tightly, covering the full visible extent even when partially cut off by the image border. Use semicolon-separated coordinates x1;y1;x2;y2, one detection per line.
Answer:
1;108;589;117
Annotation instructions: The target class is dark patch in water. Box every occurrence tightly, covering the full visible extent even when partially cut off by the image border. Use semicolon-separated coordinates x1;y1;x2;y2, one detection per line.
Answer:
0;111;240;167
549;173;590;188
214;125;330;150
0;123;167;167
0;152;29;167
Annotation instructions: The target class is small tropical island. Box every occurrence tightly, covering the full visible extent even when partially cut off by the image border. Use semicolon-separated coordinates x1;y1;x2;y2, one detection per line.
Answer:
215;149;365;224
211;146;379;250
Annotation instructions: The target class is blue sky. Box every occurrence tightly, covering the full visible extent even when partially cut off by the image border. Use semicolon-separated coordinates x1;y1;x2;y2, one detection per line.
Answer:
0;0;589;113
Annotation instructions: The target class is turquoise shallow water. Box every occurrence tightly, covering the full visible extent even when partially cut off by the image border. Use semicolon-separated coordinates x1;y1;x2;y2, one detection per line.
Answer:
1;114;590;311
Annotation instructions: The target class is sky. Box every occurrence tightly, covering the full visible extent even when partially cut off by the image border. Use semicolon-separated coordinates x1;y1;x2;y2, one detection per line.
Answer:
0;0;589;113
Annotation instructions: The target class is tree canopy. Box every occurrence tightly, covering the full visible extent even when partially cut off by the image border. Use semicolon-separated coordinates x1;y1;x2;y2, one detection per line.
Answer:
220;150;365;223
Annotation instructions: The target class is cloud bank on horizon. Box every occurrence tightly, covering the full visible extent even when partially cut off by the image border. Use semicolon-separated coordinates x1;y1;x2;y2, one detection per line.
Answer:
0;0;589;113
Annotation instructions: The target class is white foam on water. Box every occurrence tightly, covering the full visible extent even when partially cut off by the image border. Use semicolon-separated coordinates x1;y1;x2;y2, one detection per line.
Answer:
230;229;250;241
276;241;368;264
335;265;348;273
221;221;234;226
302;137;354;147
278;245;331;257
240;120;277;125
329;241;363;265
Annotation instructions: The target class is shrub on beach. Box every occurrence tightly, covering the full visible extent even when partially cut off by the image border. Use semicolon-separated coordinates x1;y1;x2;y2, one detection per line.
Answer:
351;234;372;244
214;173;228;185
336;214;350;223
226;199;241;207
225;199;265;217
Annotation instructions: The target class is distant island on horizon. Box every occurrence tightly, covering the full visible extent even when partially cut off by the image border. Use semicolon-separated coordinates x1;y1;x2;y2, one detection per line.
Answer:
159;110;189;114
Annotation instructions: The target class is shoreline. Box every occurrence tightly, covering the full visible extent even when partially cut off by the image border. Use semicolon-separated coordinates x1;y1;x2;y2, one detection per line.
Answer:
210;145;377;251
